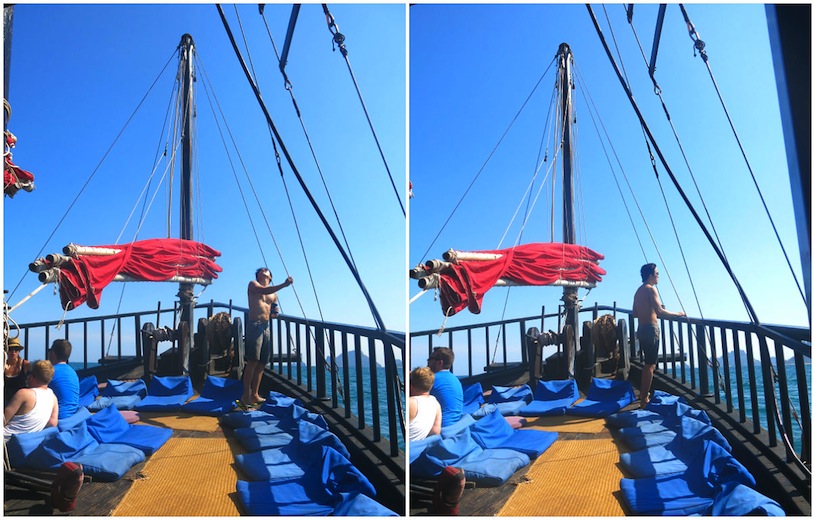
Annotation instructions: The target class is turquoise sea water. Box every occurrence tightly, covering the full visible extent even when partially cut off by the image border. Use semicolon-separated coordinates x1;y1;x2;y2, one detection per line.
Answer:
677;355;811;454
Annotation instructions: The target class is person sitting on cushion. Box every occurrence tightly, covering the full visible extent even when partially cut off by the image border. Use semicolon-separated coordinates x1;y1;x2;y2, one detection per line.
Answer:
408;366;442;441
4;359;59;441
427;347;463;427
48;339;80;419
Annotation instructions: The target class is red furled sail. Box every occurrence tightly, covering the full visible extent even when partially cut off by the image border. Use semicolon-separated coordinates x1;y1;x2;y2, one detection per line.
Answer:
36;239;222;310
437;242;605;316
4;131;35;197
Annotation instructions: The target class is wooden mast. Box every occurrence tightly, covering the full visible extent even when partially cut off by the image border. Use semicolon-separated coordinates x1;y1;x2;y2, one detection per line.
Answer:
178;34;195;375
557;42;579;379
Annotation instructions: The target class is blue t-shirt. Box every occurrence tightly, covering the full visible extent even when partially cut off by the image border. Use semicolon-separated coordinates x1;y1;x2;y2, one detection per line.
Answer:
50;363;79;419
430;369;463;427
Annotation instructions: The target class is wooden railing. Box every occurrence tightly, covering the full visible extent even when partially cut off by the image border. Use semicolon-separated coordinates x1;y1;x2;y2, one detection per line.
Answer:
410;302;811;468
13;299;406;457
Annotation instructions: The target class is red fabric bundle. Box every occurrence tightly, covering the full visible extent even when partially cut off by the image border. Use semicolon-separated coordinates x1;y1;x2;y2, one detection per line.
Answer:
57;238;222;310
438;242;605;316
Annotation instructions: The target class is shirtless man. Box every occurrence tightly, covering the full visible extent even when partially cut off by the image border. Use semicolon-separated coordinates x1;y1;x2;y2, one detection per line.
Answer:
632;263;685;407
242;268;293;407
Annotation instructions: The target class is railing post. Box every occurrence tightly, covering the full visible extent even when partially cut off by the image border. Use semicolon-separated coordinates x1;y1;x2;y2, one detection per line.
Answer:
315;325;327;399
696;322;709;395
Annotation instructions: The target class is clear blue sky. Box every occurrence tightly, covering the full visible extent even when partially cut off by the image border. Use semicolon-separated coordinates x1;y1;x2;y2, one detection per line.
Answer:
4;4;406;332
409;4;808;335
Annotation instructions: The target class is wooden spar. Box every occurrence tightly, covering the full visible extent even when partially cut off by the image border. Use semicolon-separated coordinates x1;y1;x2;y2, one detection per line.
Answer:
558;42;579;379
418;272;595;290
63;243;122;256
36;268;211;286
443;249;503;262
178;33;195;376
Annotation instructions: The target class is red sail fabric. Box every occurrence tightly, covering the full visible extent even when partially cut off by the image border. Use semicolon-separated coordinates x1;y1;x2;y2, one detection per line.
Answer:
57;239;222;310
437;243;606;316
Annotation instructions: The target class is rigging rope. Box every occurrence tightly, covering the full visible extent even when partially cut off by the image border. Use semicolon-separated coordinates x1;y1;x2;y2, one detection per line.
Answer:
258;5;360;274
588;5;761;327
418;57;558;264
236;6;347;396
8;49;178;302
677;4;807;309
217;4;390;336
321;4;405;218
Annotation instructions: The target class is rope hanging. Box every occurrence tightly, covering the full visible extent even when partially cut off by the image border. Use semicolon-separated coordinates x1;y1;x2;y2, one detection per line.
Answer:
321;4;405;218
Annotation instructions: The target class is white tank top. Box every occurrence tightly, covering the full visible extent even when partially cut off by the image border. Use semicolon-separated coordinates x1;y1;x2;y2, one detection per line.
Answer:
4;387;56;441
408;394;441;441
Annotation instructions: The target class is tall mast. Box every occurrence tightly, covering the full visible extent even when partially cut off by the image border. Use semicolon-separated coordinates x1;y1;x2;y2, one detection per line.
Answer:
557;42;579;379
178;34;195;375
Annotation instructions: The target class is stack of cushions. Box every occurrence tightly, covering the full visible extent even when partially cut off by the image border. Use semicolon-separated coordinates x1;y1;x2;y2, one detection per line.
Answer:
608;391;785;516
519;379;580;417
88;378;148;411
221;395;397;516
134;375;194;412
565;378;635;417
411;409;556;486
6;405;171;481
179;376;242;416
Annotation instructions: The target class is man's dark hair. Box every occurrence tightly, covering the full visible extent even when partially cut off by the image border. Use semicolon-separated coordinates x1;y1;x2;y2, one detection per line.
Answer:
50;339;72;362
432;347;455;370
255;267;270;276
640;263;657;283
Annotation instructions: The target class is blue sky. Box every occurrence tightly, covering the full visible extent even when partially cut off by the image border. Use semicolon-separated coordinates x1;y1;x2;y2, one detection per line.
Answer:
409;4;808;335
4;4;406;333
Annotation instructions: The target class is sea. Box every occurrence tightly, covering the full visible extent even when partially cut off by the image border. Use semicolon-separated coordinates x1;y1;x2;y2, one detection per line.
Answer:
689;354;811;454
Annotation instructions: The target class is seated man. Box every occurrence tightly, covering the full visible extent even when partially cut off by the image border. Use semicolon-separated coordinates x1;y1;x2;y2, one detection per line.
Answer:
4;360;59;441
48;339;80;419
428;347;463;427
408;367;442;441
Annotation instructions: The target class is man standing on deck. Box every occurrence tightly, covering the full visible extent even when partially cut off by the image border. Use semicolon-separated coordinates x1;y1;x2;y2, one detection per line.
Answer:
242;268;293;408
632;263;685;407
428;347;463;427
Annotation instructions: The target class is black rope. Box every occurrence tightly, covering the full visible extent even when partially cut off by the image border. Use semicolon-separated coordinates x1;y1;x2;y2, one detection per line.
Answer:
321;4;405;218
258;5;360;275
587;4;761;326
678;4;807;309
418;56;557;264
9;49;178;301
217;4;388;334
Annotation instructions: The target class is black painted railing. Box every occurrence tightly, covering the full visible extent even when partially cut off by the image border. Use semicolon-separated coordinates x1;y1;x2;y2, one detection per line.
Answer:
12;300;406;456
410;302;811;468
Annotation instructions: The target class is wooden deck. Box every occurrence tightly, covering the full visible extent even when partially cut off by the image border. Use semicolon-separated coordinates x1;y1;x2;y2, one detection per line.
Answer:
4;415;235;516
409;401;638;516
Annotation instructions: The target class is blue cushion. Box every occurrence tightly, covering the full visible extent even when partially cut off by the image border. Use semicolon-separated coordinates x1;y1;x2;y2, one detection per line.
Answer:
566;378;634;417
708;481;785;516
471;408;557;458
57;407;91;431
440;414;476;438
220;410;282;429
135;375;193;411
410;424;481;479
102;379;147;398
86;405;130;444
458;447;530;487
533;379;579;401
112;424;173;456
519;397;577;417
27;420;99;469
87;394;144;411
234;446;314;482
234;424;293;452
470;408;515;447
620;473;715;515
487;385;533;405
461;382;485;415
5;426;59;468
408;434;441;464
71;443;145;482
78;376;99;407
